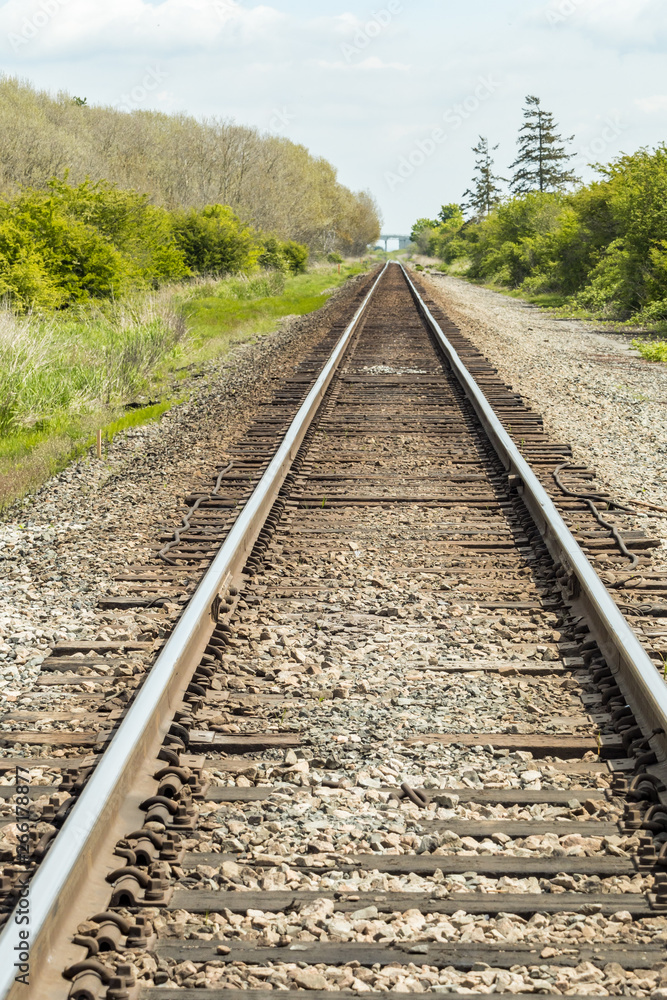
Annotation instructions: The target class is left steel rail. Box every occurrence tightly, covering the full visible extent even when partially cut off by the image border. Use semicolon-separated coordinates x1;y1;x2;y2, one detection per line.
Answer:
0;263;389;1000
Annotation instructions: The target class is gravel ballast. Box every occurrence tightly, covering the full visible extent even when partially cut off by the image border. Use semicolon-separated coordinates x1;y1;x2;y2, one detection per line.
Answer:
47;264;667;997
0;276;371;707
419;272;667;558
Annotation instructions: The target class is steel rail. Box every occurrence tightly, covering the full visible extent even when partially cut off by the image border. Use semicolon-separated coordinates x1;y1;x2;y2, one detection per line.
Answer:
399;262;667;762
0;263;389;1000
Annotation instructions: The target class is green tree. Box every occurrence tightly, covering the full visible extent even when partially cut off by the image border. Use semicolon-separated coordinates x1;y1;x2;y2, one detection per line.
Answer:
462;137;505;218
431;204;468;263
411;218;438;241
437;204;460;224
410;217;439;254
510;96;578;194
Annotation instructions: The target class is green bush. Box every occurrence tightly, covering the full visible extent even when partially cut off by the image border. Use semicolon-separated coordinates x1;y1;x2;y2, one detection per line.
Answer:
172;204;260;276
0;177;311;313
257;236;288;273
258;236;309;274
0;220;65;310
632;338;667;361
0;178;190;310
45;178;188;285
282;240;309;274
0;194;133;309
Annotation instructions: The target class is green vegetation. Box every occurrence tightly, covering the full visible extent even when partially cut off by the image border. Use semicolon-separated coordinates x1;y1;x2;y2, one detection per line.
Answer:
509;95;577;195
0;78;382;501
412;94;667;344
632;339;667;362
0;294;186;435
0;76;380;256
0;291;186;486
412;204;466;262
0;177;312;312
183;263;366;364
415;143;667;329
0;262;369;506
0;178;187;309
462;137;504;217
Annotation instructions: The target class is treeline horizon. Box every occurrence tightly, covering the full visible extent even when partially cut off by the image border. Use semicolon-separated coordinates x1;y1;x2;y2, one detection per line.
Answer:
0;76;381;258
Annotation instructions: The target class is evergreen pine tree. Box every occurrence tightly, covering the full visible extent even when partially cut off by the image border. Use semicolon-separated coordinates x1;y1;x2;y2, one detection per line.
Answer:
462;137;505;217
509;95;578;194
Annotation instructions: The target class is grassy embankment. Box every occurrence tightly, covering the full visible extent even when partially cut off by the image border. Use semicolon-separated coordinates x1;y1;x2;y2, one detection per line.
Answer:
0;262;368;507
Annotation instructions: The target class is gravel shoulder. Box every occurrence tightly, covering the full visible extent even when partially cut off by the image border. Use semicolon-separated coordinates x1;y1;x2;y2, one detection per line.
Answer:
419;271;667;554
0;275;370;705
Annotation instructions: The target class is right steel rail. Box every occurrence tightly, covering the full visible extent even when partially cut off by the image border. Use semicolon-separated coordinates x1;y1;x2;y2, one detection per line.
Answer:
400;262;667;763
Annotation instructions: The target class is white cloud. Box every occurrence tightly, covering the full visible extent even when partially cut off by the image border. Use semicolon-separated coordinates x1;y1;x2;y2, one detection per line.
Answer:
0;0;286;58
636;94;667;114
584;0;666;43
539;0;667;48
356;56;409;71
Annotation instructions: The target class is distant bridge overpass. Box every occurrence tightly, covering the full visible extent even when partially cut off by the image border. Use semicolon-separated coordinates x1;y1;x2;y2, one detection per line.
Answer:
375;234;412;251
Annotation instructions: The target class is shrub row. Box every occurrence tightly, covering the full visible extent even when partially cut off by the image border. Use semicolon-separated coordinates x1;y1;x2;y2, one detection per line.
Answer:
418;145;667;321
0;178;309;311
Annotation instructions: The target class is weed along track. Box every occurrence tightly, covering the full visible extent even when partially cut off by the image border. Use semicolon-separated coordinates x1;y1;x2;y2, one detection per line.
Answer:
2;262;667;998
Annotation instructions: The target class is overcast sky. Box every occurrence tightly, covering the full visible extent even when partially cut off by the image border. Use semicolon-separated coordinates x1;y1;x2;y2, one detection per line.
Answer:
0;0;665;233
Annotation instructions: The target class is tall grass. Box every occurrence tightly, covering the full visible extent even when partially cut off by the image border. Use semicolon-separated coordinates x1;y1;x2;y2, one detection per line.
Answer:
216;270;287;300
0;293;186;435
0;311;53;434
186;269;287;303
0;261;369;507
181;262;366;364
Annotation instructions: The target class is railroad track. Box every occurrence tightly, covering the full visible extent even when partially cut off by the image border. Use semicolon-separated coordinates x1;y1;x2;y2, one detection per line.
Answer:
2;261;667;998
